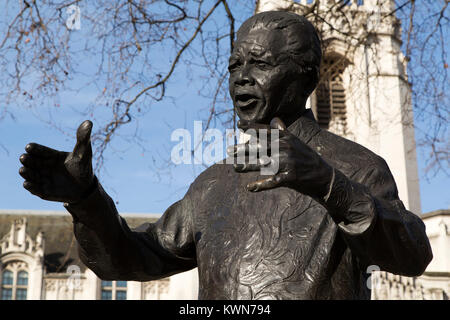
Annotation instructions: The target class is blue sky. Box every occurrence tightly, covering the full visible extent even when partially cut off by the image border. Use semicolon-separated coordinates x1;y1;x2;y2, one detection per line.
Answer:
0;1;448;216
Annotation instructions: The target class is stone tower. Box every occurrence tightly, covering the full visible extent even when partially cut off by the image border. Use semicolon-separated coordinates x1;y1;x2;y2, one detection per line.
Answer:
255;0;422;214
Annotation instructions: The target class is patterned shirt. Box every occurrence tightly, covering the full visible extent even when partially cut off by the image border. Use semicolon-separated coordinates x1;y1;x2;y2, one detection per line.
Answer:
66;110;432;300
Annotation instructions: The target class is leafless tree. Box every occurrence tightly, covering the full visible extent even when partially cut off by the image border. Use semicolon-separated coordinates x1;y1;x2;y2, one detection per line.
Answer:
284;0;449;178
0;0;448;177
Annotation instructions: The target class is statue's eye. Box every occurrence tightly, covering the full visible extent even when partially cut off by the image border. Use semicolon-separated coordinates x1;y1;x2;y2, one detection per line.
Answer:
228;60;241;72
255;60;270;69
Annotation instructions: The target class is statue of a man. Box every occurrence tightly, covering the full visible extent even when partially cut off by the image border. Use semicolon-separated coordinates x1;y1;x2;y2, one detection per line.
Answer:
19;11;432;299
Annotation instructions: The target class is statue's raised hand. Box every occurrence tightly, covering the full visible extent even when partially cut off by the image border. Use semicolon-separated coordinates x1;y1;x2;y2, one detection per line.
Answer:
19;120;94;203
228;118;333;198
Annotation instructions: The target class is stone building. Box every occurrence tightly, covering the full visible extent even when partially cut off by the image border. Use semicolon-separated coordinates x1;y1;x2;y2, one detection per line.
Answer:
0;210;198;300
370;210;450;300
0;208;447;300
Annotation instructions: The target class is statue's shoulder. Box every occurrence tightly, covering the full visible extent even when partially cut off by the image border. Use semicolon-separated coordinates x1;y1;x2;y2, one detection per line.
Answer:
317;129;400;199
315;129;391;176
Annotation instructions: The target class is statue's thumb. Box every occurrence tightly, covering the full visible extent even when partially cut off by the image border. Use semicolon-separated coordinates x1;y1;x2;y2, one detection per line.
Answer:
72;120;93;160
270;117;287;131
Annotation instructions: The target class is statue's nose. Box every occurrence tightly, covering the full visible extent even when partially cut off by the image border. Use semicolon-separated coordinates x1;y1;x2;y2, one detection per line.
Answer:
235;64;254;86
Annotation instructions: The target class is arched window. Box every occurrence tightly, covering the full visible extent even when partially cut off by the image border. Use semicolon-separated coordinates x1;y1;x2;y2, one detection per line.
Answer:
313;57;348;136
1;270;13;300
1;269;28;300
101;280;127;300
16;271;28;300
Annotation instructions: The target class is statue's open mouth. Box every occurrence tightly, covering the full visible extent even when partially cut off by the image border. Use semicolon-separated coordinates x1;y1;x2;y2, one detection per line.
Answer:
235;94;258;109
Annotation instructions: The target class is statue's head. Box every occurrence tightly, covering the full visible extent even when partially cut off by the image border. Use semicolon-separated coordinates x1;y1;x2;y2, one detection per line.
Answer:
229;11;321;125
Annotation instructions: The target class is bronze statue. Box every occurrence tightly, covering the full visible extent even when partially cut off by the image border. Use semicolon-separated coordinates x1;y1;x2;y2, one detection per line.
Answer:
19;11;432;299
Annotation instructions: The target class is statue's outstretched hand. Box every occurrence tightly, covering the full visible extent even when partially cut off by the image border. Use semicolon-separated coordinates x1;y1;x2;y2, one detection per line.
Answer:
19;120;94;203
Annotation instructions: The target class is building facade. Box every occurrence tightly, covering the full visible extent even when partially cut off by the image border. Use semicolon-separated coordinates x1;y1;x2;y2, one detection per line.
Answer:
0;208;448;300
370;210;450;300
0;210;198;300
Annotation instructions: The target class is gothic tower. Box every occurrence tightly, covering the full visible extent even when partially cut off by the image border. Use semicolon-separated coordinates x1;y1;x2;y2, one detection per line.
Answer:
255;0;422;214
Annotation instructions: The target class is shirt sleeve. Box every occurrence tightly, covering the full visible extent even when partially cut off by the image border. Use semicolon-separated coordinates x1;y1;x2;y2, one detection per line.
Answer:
64;177;197;281
321;160;433;277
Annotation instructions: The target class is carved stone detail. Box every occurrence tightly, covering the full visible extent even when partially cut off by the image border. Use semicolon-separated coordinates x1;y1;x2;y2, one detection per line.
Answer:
371;271;448;300
142;278;170;300
0;218;45;259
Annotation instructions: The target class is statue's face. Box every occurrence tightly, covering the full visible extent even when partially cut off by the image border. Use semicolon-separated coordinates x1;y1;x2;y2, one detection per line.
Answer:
229;27;311;124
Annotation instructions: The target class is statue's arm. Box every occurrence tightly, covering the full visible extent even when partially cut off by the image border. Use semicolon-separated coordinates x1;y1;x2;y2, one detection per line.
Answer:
321;160;433;277
19;120;195;281
228;118;432;276
64;178;196;281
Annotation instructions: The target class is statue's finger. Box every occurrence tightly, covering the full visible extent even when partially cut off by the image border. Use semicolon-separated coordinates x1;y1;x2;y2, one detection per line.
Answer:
246;176;280;192
19;167;42;183
239;128;286;146
20;153;55;169
234;163;259;172
227;138;278;158
20;153;42;168
247;171;290;192
233;157;270;172
25;143;61;158
72;120;93;159
227;143;255;157
270;117;287;131
23;181;45;198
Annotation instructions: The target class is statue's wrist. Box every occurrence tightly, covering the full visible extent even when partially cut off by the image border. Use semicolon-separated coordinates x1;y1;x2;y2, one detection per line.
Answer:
295;161;334;200
69;176;98;206
81;175;97;198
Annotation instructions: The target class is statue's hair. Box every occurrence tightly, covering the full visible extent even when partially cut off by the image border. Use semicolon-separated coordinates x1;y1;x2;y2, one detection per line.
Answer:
237;11;322;95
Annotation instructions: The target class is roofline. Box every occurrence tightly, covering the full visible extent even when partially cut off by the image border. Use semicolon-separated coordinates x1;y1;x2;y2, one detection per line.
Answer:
422;271;450;278
121;212;162;219
421;209;450;220
1;208;448;220
0;209;162;219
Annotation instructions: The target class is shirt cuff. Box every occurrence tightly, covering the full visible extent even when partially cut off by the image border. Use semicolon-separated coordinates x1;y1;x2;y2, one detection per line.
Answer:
322;168;377;236
63;176;120;230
